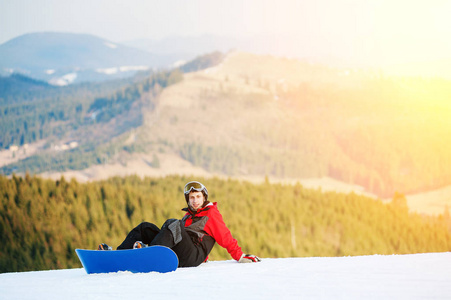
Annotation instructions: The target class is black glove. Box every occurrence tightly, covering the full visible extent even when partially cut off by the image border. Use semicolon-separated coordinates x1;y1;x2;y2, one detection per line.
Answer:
238;253;261;263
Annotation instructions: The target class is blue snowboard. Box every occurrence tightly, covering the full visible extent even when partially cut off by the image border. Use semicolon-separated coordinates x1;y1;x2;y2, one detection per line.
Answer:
75;246;178;274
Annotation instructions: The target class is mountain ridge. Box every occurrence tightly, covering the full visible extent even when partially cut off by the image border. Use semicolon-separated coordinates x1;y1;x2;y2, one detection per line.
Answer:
0;32;177;84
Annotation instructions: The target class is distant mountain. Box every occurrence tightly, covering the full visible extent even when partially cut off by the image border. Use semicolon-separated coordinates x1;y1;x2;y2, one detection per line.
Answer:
0;32;177;85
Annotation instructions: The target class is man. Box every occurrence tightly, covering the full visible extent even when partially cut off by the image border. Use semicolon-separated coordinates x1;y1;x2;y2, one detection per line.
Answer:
99;181;260;267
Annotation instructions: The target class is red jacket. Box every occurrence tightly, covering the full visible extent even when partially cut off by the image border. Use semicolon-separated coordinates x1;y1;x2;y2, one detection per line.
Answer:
182;202;243;261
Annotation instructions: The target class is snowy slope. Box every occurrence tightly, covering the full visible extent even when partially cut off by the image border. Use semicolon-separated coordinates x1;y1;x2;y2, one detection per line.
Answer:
1;253;450;299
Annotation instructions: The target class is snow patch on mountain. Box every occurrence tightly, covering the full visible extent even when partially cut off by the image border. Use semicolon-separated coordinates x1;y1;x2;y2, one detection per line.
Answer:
119;66;149;72
96;66;150;75
96;67;119;75
172;60;187;68
49;72;77;86
103;41;118;49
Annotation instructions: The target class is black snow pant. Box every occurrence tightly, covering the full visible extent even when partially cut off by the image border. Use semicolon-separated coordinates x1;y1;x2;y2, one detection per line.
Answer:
117;219;208;267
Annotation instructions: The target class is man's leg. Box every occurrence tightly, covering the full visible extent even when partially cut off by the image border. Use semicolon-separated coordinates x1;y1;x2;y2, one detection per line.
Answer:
171;229;208;268
117;222;160;249
149;219;182;247
149;219;208;267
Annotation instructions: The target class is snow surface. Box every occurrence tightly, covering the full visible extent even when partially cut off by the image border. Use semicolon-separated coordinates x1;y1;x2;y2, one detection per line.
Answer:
1;252;450;299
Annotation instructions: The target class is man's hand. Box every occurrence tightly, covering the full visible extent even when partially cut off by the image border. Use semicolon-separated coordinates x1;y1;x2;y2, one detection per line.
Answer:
239;253;261;263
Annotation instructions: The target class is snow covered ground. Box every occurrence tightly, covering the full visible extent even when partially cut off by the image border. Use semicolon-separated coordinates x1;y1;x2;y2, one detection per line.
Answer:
1;252;450;299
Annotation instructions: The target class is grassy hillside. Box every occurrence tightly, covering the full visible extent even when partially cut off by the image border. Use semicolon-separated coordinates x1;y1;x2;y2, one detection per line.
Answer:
1;174;450;273
131;52;451;198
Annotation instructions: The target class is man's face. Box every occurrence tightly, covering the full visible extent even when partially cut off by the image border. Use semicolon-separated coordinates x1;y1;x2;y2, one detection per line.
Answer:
188;191;204;211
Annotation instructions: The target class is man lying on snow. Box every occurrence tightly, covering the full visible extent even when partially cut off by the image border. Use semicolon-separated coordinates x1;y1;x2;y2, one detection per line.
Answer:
98;181;261;267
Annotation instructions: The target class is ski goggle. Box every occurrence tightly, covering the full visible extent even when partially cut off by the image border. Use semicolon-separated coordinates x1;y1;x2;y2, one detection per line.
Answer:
184;181;208;196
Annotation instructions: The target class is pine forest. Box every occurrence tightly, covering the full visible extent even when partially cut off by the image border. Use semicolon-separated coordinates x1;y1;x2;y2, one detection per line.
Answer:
1;174;450;273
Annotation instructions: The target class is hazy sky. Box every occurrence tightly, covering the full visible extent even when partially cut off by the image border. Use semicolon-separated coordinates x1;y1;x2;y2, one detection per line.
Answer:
1;0;451;71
